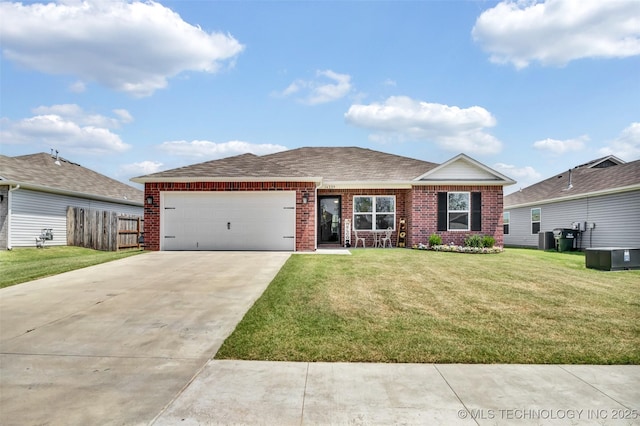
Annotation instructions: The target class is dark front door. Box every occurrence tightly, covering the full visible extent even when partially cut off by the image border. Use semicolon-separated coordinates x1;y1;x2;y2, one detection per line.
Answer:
318;196;341;245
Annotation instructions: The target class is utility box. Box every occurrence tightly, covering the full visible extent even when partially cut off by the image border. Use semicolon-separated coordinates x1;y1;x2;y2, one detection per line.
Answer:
538;231;556;250
585;248;640;271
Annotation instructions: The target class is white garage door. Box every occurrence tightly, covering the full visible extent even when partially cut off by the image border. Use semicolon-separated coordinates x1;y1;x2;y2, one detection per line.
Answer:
162;191;296;251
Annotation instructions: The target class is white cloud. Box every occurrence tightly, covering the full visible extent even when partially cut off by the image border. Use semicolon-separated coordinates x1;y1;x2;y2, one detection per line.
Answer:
0;0;244;97
533;135;588;155
31;104;133;129
344;96;502;155
494;163;542;181
113;109;134;124
274;70;352;105
119;160;164;178
69;80;86;93
472;0;640;68
0;104;132;154
493;162;542;193
158;140;287;158
598;122;640;160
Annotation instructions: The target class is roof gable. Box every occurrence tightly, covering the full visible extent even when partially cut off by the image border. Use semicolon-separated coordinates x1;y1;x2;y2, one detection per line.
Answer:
0;153;143;204
575;155;625;169
416;153;516;185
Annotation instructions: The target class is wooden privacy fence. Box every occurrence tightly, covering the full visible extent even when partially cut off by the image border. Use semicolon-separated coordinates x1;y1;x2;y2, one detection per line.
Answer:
67;206;143;251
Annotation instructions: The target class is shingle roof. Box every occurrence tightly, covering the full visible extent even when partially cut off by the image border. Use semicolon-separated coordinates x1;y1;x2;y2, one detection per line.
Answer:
139;153;312;180
135;147;438;182
263;147;438;181
504;158;640;207
0;153;143;204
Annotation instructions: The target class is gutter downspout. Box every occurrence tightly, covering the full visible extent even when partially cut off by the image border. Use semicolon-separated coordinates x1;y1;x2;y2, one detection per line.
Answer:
7;184;20;250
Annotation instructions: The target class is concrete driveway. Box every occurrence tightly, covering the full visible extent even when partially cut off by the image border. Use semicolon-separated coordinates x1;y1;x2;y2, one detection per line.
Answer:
0;251;290;426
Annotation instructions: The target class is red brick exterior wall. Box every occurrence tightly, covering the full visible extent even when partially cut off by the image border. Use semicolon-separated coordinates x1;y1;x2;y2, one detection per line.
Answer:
318;188;411;248
144;182;504;251
409;185;504;247
143;181;316;251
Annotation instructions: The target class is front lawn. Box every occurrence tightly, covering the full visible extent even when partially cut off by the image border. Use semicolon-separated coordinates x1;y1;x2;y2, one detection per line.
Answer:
216;249;640;364
0;246;145;288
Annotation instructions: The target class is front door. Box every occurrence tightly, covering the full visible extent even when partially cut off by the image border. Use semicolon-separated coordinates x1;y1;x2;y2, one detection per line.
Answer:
318;196;341;245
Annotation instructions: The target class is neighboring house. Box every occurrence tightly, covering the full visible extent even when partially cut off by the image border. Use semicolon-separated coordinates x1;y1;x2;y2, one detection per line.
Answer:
503;156;640;249
132;147;515;252
0;152;143;249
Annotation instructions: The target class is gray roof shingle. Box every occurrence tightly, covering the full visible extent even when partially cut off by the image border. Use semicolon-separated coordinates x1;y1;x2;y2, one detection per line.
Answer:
136;147;438;182
139;153;311;180
263;147;438;181
504;158;640;207
0;153;143;203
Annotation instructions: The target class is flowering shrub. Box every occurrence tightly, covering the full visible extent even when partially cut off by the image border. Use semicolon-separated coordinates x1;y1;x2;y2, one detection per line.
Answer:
432;245;503;254
412;242;503;254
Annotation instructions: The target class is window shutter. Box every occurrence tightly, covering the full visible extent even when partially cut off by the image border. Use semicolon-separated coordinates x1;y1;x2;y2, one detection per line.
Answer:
471;192;482;231
437;192;447;231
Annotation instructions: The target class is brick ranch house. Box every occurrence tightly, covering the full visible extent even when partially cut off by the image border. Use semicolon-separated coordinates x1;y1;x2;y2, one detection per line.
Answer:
132;147;516;251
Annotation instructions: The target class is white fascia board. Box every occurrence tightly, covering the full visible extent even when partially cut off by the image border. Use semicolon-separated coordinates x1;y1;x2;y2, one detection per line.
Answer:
318;181;412;190
0;180;143;207
412;179;514;186
131;176;323;184
504;184;640;210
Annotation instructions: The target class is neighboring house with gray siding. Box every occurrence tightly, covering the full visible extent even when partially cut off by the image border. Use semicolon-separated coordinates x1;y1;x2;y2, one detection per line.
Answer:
503;156;640;249
0;153;143;249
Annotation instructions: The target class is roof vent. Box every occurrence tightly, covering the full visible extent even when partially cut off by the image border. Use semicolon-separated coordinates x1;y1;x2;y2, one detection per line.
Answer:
51;149;61;166
562;169;573;191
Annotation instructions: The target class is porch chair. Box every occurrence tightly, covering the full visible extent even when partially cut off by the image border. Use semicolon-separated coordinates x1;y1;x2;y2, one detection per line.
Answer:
353;229;366;248
380;227;393;248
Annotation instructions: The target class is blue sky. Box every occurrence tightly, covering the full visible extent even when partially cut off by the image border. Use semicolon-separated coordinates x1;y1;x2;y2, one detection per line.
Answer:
1;0;639;194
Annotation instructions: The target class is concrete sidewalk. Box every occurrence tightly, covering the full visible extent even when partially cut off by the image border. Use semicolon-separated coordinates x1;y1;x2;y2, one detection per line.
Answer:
153;361;640;425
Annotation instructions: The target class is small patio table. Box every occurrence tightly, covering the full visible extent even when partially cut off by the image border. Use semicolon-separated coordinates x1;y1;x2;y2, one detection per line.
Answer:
370;230;387;248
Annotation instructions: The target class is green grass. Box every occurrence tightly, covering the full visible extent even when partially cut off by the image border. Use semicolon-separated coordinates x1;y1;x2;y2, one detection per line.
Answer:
216;248;640;364
0;246;145;288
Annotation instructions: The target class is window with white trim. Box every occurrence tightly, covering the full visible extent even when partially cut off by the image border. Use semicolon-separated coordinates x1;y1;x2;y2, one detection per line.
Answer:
353;196;395;230
438;191;481;232
448;192;470;230
503;211;510;235
531;208;541;234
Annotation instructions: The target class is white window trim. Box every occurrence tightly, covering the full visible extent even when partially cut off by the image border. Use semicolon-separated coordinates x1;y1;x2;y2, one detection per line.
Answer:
448;191;470;231
503;211;510;235
531;208;541;235
353;195;396;231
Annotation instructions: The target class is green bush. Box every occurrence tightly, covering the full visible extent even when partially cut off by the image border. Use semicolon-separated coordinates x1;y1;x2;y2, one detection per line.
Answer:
428;233;442;246
464;234;496;248
464;234;483;248
482;235;496;248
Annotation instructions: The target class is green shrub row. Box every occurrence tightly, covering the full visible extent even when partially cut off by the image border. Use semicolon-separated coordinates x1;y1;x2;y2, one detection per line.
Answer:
427;233;495;248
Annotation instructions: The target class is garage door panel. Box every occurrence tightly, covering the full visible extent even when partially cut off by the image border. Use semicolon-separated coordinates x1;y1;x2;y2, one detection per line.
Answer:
162;192;295;251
